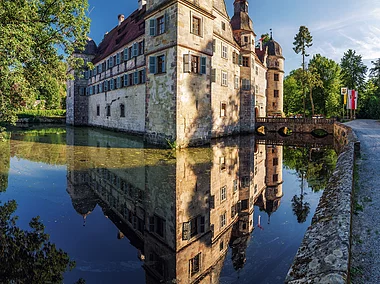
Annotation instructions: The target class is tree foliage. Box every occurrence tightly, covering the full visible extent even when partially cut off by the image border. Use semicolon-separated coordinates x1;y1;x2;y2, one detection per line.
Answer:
340;49;367;91
0;200;75;283
0;0;90;123
369;58;380;87
293;26;313;116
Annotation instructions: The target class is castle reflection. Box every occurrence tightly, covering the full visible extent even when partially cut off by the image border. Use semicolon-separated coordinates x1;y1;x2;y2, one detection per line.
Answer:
66;129;284;284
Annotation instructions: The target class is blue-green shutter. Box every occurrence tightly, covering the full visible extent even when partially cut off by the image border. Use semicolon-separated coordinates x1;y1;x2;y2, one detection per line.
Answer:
149;56;156;74
134;71;138;84
133;43;138;57
201;57;206;74
124;74;128;86
149;19;156;36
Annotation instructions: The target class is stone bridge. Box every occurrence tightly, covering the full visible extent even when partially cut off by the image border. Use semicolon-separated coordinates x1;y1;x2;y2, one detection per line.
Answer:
255;117;336;136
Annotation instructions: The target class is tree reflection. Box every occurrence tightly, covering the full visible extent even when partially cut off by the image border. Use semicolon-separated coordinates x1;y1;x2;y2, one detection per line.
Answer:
0;200;76;283
284;146;336;223
283;146;337;192
0;140;10;192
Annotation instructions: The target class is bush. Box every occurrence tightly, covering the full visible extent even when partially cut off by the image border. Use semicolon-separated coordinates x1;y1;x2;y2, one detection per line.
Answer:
17;109;66;118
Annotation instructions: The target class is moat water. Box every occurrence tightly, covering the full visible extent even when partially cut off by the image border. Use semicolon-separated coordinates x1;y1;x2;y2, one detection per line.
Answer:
0;126;337;284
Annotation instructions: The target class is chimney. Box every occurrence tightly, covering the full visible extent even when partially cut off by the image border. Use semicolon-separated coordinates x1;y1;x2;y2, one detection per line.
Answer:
118;14;125;26
138;0;147;10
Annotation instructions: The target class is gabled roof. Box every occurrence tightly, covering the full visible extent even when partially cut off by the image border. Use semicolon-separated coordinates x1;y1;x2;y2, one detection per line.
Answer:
93;5;146;64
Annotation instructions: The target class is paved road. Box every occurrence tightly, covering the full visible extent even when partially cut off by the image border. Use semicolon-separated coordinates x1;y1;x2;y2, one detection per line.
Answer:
345;119;380;284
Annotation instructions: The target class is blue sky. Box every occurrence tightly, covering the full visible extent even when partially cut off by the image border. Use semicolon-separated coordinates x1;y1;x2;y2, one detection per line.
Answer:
87;0;380;74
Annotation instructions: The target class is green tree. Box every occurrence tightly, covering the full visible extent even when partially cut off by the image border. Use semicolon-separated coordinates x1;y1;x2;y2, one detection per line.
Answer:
369;58;380;88
305;65;323;116
0;200;76;283
293;26;313;116
283;69;304;115
308;54;342;117
340;49;367;91
0;0;90;124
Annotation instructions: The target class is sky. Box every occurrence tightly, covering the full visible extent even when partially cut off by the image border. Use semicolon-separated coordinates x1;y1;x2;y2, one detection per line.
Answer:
87;0;380;75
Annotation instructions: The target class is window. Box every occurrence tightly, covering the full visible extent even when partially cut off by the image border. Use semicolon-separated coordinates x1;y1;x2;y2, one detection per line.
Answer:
104;80;108;92
221;21;226;31
139;40;144;55
96;105;100;116
150;55;166;74
157;55;166;73
190;253;201;276
221;44;228;59
242;176;250;188
211;68;216;82
157;16;165;35
274;73;279;81
116;53;120;65
233;179;238;192
220;241;224;251
221;71;227;86
234;76;239;89
139;69;146;84
191;55;199;73
220;102;227;117
244;36;249;43
255;66;259;75
220;156;226;170
220;186;227;201
79;87;85;96
116;77;121;89
273;174;278;182
149;215;165;238
124;48;129;61
242;79;250;90
182;216;205;240
232;52;239;64
120;104;125;117
192;16;201;36
109;57;114;68
149;252;165;277
110;79;114;90
273;157;278;166
184;54;206;74
274;90;279;98
220;212;226;228
106;105;111;117
128;74;133;85
241;199;248;210
242;56;249;67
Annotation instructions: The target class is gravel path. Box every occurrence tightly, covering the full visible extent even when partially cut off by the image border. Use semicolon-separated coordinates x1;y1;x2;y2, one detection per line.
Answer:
345;119;380;284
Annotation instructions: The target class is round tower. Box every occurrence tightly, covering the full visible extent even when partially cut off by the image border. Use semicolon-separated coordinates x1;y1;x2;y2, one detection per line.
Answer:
265;36;285;117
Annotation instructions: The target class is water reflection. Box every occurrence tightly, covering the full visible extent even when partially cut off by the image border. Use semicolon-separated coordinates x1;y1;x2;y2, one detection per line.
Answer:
0;127;338;283
0;139;10;192
65;128;289;283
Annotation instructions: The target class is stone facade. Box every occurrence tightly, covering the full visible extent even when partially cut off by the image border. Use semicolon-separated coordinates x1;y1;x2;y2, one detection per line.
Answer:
67;0;284;147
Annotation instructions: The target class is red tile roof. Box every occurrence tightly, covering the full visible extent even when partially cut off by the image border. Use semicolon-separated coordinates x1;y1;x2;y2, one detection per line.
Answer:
93;6;146;64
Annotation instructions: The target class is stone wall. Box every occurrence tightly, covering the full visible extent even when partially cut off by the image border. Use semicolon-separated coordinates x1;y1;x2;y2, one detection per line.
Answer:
285;122;359;283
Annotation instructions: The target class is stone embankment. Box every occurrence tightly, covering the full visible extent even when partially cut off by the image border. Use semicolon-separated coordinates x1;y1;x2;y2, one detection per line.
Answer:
285;122;359;284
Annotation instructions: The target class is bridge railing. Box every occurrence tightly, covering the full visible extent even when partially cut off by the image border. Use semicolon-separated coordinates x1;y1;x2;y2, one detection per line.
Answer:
256;117;336;125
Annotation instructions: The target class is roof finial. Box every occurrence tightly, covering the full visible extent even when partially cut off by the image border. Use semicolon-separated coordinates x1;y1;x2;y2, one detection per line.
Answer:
270;28;273;40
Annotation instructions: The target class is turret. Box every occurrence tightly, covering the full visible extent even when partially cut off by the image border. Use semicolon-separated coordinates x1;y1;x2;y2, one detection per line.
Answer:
66;38;97;126
230;0;256;49
265;33;285;117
